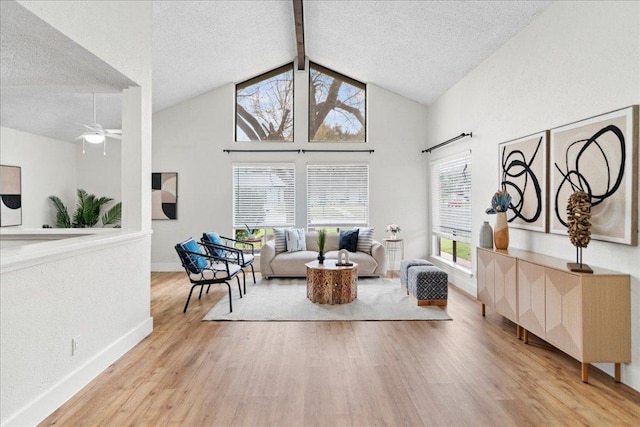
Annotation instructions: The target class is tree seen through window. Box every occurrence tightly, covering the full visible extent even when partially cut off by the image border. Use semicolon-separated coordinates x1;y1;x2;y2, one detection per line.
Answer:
309;63;366;142
236;64;294;142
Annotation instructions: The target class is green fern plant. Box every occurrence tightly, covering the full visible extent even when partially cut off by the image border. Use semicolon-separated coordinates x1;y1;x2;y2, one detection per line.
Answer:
48;195;71;228
101;202;122;228
48;189;122;228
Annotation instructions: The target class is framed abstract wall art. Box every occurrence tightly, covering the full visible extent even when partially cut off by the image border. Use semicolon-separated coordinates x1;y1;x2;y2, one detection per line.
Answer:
152;172;178;220
499;131;548;232
549;105;638;245
0;165;22;227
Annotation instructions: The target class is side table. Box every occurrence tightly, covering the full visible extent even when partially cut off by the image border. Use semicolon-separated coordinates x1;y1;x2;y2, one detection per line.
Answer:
241;237;263;252
383;238;404;278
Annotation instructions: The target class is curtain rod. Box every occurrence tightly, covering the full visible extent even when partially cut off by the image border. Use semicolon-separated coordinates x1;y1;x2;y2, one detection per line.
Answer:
223;149;300;153
301;149;374;154
421;132;472;153
223;149;374;154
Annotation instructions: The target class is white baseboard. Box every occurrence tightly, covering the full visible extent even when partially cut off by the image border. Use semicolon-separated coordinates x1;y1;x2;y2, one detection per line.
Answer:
2;317;154;427
151;262;182;272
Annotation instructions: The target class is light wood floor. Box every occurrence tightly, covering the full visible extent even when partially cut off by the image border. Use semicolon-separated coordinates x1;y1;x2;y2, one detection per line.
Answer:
42;272;640;426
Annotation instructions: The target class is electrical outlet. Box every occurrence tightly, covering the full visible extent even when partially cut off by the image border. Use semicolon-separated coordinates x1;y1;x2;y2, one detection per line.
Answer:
72;336;80;356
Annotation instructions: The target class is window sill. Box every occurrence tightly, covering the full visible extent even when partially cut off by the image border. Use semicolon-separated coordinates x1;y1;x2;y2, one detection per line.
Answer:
431;255;473;277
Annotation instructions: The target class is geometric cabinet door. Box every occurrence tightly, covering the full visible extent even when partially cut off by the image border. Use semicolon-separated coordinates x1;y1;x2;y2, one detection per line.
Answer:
545;270;582;360
517;260;546;340
493;253;517;323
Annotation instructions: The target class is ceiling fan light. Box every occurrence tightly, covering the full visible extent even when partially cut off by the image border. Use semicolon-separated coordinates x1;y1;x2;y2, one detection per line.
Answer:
84;133;105;144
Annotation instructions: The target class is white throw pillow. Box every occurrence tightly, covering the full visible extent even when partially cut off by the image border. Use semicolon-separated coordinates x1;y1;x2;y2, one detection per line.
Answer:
273;228;287;253
357;227;374;254
285;228;307;252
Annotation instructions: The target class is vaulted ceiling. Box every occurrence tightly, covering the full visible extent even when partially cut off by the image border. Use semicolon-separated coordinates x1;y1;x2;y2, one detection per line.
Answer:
1;0;551;142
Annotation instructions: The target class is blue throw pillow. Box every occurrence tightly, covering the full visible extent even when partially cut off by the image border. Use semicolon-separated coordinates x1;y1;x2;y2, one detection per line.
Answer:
177;238;208;274
202;232;225;257
339;229;359;253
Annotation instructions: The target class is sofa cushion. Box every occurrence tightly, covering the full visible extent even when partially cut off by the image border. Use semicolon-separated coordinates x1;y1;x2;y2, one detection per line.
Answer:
356;227;374;254
306;231;340;252
305;231;319;252
285;228;306;252
324;232;340;251
325;250;378;275
273;228;287;253
269;250;318;276
339;229;359;252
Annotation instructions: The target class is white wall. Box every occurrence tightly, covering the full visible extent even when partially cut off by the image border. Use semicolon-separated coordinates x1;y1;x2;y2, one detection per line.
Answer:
425;1;640;390
75;139;122;205
0;126;123;228
1;1;153;425
152;74;428;270
0;127;76;228
19;0;153;232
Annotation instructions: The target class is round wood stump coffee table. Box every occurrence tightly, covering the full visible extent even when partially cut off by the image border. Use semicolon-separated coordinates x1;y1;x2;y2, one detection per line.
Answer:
305;260;358;304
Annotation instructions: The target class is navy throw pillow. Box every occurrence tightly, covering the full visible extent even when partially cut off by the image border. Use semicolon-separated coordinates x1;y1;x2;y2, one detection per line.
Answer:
339;229;359;253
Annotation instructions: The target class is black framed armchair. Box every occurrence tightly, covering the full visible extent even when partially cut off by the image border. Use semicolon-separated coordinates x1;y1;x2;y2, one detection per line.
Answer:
175;238;242;313
201;232;256;294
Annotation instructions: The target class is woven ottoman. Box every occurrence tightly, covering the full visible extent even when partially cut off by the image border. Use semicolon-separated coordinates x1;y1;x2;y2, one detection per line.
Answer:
400;259;433;288
407;265;448;306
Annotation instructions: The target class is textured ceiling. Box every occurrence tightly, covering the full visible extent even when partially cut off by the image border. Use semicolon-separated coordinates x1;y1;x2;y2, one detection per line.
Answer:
153;0;296;113
0;0;133;142
153;0;551;112
304;0;551;106
1;0;551;142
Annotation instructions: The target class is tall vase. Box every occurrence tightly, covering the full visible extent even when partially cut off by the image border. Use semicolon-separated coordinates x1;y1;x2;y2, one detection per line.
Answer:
479;221;494;249
494;212;509;250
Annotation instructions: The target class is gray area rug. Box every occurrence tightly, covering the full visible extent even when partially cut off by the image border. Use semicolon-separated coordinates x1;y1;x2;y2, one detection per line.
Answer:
203;277;451;321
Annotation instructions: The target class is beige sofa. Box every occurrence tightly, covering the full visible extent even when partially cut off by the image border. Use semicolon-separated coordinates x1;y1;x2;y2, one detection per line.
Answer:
260;231;387;278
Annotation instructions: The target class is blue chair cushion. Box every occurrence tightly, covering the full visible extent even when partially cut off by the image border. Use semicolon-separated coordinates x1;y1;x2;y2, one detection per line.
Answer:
202;232;225;257
339;229;359;253
177;238;207;274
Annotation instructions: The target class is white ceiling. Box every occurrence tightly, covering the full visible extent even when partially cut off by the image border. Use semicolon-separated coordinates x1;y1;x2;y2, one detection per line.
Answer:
0;0;134;142
0;0;551;142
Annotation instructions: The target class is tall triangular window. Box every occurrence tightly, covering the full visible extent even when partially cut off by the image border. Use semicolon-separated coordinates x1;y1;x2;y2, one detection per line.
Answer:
236;64;294;142
309;63;366;142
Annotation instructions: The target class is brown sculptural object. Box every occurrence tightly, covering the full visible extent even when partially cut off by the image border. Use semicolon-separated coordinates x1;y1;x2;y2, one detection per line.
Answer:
566;190;593;273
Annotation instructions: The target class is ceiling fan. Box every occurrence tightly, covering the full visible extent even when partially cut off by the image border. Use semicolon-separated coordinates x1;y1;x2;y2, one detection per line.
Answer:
77;93;121;153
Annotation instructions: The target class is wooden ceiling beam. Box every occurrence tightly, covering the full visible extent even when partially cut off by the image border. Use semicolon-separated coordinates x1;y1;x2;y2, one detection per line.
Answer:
292;0;305;70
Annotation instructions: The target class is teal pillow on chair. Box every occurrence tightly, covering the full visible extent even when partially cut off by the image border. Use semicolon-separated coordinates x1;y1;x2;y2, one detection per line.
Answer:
176;238;208;274
202;232;225;257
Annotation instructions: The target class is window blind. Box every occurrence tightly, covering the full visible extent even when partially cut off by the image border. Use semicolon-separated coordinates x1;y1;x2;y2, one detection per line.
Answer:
431;152;472;243
307;163;369;228
232;164;295;228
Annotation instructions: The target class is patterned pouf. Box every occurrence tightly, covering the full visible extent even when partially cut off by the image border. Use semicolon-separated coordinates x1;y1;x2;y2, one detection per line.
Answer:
407;265;448;306
400;259;432;287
